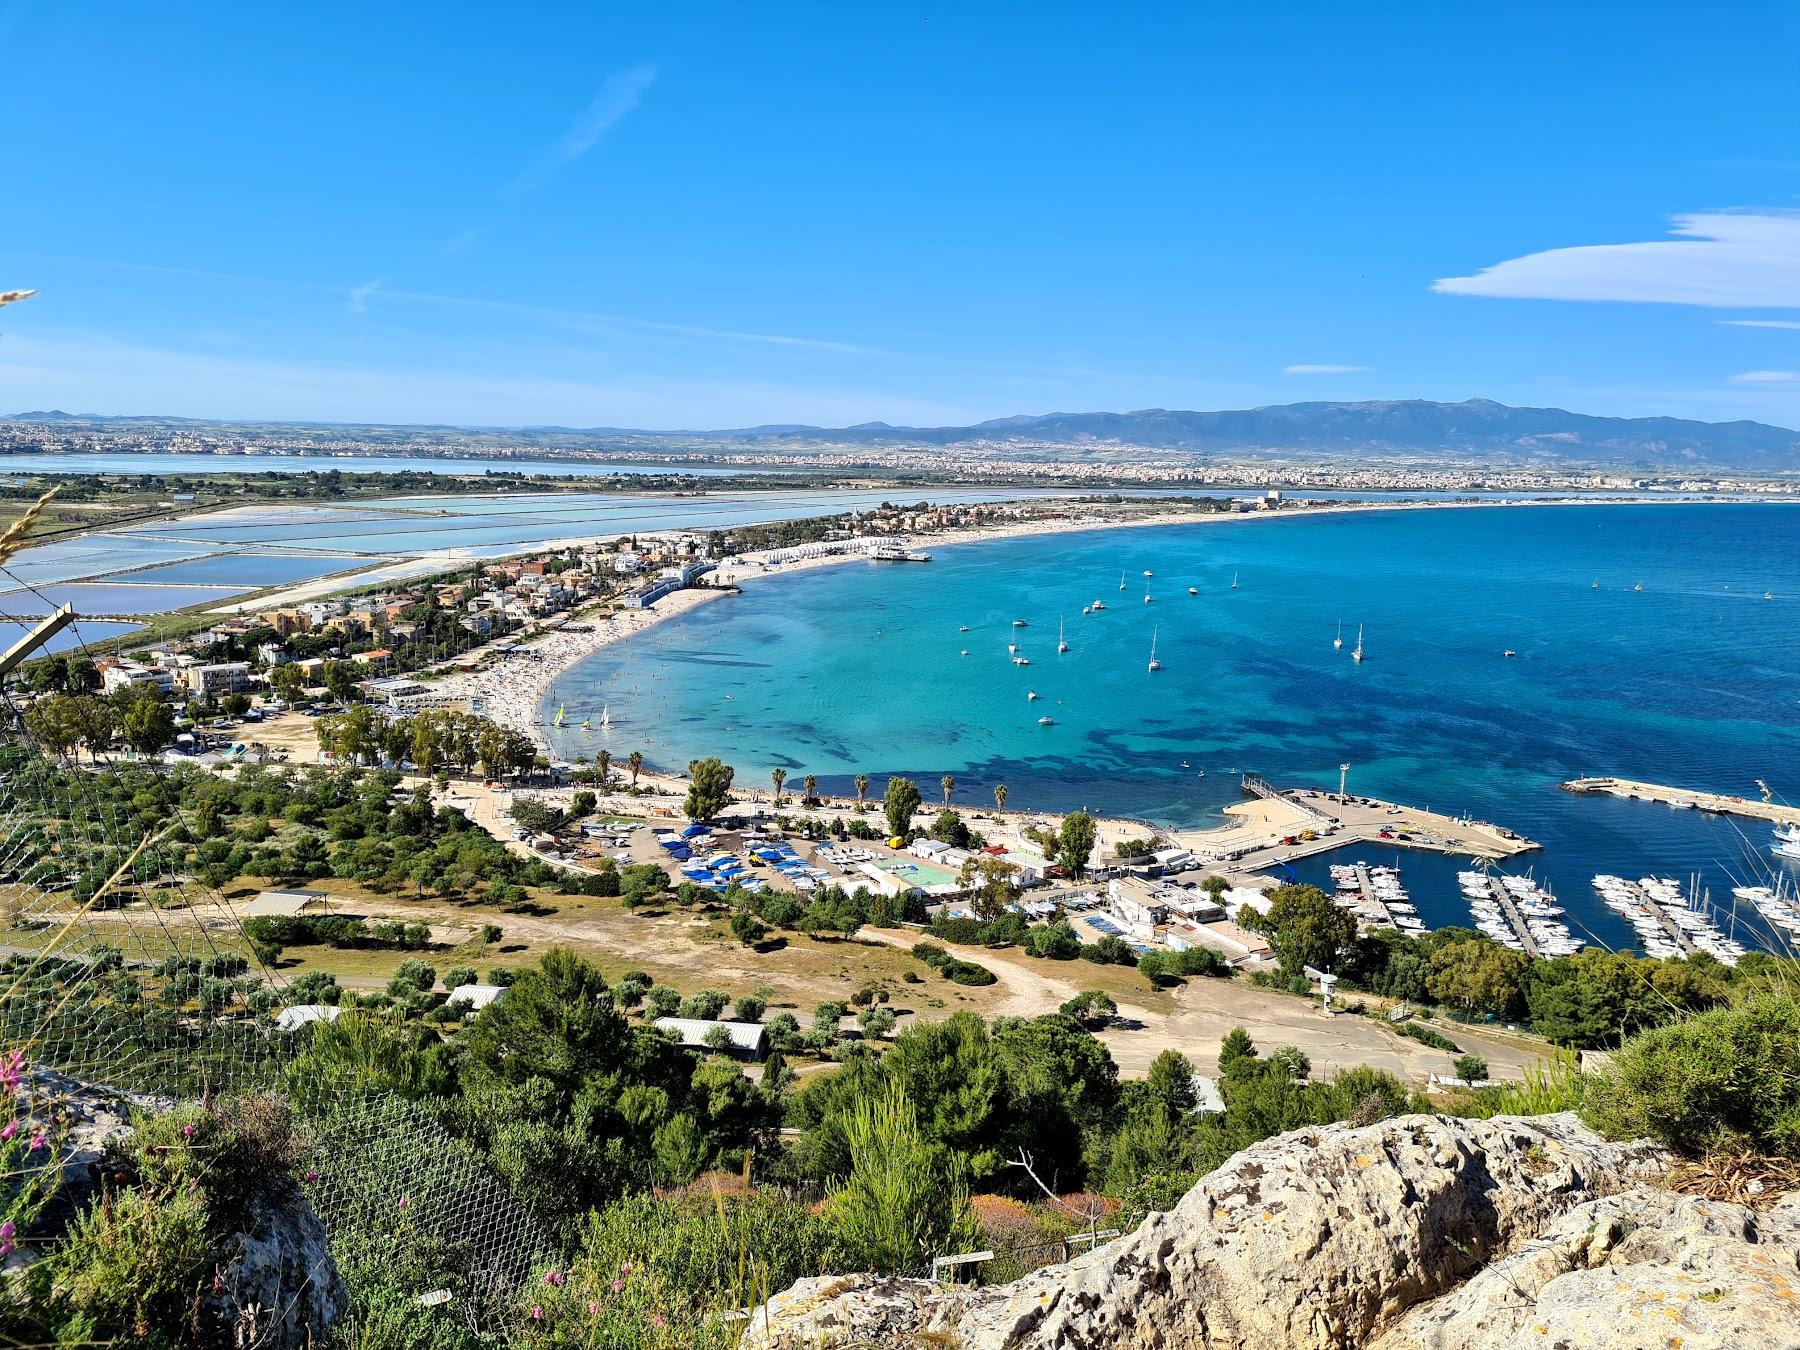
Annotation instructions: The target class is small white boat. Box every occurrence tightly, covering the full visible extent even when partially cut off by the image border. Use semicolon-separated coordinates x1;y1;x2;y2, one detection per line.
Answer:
1119;572;1127;591
1013;618;1028;627
1013;655;1031;666
1231;572;1239;589
1092;600;1106;611
1351;624;1365;663
1143;592;1153;604
1038;715;1055;726
1058;617;1069;653
1027;690;1039;700
1143;569;1153;578
960;649;969;657
1147;627;1162;672
1333;621;1343;650
958;625;970;633
1502;649;1516;659
1187;586;1198;595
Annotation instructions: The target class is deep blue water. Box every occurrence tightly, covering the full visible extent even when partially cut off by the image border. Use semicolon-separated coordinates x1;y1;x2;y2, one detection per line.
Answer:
547;503;1800;950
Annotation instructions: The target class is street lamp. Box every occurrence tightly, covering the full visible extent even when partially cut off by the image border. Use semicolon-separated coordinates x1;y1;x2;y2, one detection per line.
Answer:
1337;763;1350;803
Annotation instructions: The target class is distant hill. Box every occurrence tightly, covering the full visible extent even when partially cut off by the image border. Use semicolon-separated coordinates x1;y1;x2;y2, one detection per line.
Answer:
705;399;1800;467
8;398;1799;468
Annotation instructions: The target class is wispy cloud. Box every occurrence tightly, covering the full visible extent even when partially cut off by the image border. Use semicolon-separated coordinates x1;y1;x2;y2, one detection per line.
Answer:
0;249;874;357
1434;210;1800;308
1282;363;1367;375
505;65;657;198
1721;318;1800;330
1729;369;1800;383
347;278;384;314
438;226;482;258
0;330;963;428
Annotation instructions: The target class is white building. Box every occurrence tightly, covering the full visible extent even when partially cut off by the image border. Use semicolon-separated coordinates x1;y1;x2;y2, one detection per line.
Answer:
653;1017;768;1058
1108;875;1172;933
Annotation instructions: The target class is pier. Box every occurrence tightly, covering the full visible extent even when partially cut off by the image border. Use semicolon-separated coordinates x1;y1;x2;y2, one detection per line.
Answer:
1641;899;1698;956
1562;777;1800;827
1483;877;1540;958
1189;777;1538;878
1347;864;1394;929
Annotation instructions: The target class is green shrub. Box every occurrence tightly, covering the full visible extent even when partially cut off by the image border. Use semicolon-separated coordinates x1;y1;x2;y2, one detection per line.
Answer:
1396;1020;1460;1053
1581;992;1800;1157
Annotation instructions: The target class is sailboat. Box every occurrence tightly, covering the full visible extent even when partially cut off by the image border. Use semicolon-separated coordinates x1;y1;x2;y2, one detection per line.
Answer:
1119;571;1127;591
600;704;611;728
1057;617;1069;653
552;705;567;726
1231;572;1239;590
1147;627;1162;672
1143;590;1152;604
1333;621;1343;651
1351;625;1365;663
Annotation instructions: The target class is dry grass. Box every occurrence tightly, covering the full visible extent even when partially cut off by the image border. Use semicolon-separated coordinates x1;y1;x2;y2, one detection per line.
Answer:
1664;1151;1800;1211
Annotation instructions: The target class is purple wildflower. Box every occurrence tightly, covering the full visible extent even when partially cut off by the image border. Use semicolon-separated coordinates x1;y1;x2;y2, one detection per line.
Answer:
542;1269;565;1287
181;1123;195;1140
28;1131;45;1152
530;1305;543;1321
0;1050;25;1096
0;1119;17;1143
304;1169;318;1182
0;1219;14;1258
396;1196;408;1210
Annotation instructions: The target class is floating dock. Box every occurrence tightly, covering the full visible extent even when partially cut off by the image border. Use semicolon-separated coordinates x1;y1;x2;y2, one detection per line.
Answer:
1483;877;1540;958
1562;777;1800;826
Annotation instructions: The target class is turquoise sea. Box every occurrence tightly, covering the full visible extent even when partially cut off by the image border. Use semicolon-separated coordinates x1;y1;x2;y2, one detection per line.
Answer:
546;503;1800;951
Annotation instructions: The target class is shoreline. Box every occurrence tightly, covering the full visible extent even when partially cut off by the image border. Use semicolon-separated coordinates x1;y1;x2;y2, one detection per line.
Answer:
431;491;1791;801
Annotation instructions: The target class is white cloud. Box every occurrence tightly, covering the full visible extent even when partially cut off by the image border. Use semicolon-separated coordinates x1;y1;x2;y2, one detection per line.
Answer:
347;279;384;314
1729;369;1800;383
1282;364;1367;375
506;65;657;197
1721;318;1800;330
1433;210;1800;308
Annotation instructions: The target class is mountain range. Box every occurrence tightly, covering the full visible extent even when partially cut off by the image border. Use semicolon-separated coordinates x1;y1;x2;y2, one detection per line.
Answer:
703;399;1800;467
9;398;1799;469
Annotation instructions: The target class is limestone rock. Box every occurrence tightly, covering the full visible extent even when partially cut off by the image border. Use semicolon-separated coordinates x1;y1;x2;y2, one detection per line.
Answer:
200;1181;349;1350
744;1112;1673;1349
1376;1190;1800;1350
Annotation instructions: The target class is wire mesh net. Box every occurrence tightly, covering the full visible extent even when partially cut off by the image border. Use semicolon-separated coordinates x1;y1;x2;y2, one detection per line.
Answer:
0;687;551;1302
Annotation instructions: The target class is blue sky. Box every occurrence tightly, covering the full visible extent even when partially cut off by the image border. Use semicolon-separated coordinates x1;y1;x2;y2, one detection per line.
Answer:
3;2;1798;429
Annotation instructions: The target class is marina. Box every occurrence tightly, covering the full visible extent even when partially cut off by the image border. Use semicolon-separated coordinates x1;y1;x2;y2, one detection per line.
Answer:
1457;872;1583;958
1329;862;1427;935
1592;874;1749;965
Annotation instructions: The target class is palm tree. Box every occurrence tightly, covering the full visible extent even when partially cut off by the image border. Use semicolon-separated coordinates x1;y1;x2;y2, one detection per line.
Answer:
854;774;870;808
627;750;644;789
803;774;818;807
598;749;612;785
994;784;1009;813
941;774;956;808
771;767;787;804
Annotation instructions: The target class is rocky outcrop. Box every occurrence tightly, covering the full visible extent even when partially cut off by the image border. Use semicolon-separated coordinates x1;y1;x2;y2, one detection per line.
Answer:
1378;1190;1800;1350
746;1112;1714;1349
201;1186;348;1350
